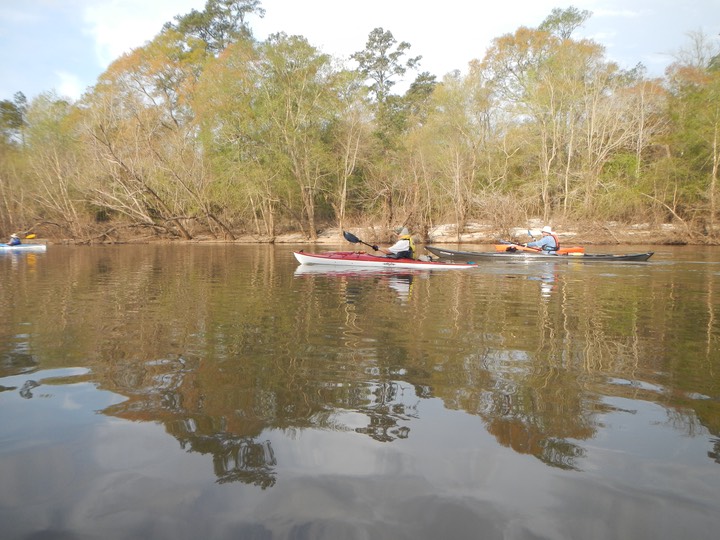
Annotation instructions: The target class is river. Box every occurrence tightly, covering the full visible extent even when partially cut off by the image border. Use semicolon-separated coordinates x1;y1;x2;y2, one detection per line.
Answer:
1;243;719;539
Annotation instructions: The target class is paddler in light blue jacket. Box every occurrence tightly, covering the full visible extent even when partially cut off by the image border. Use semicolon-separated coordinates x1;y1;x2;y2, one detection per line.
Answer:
524;226;559;252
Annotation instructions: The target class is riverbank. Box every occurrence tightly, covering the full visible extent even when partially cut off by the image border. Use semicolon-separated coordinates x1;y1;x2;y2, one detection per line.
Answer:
262;221;691;246
28;220;698;246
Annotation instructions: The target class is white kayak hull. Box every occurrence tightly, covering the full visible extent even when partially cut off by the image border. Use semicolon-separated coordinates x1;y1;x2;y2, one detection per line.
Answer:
293;251;476;270
0;243;47;253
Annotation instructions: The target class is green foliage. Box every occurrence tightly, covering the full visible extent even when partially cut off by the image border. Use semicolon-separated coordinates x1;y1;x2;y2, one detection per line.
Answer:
538;6;591;39
664;49;720;229
5;8;720;241
351;27;421;104
166;0;265;53
602;153;639;181
0;92;27;145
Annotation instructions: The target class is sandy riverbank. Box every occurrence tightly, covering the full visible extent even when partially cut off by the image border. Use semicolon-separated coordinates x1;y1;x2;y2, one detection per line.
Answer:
31;220;698;246
258;221;691;246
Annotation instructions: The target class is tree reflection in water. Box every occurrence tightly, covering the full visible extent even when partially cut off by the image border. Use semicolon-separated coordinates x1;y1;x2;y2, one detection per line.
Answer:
179;432;277;487
355;381;416;442
710;438;720;464
96;347;423;485
4;245;719;492
539;438;586;470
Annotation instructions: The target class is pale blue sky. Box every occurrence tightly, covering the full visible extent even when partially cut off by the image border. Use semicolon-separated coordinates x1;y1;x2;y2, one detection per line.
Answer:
1;0;718;102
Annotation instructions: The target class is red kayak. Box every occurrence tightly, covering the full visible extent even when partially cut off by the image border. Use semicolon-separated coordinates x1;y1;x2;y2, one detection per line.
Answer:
293;251;477;269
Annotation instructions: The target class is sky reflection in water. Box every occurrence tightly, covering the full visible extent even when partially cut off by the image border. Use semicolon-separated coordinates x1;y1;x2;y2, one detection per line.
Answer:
1;244;719;539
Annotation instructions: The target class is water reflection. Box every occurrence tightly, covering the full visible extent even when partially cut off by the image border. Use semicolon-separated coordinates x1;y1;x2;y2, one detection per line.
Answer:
526;262;558;298
354;381;416;442
386;273;414;301
189;434;276;487
294;265;418;302
2;246;719;489
711;438;720;463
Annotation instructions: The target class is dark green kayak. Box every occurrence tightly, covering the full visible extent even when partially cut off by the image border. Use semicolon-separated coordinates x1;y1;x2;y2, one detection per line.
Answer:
426;246;654;262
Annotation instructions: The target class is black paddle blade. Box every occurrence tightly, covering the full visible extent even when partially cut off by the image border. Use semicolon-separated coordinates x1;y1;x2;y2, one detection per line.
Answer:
343;231;360;243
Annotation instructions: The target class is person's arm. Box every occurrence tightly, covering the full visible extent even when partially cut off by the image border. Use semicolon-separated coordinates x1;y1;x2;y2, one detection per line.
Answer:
527;236;551;249
375;237;410;255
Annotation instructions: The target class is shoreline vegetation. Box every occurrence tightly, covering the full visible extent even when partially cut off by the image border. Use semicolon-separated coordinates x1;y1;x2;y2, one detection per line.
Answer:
3;5;719;249
31;220;692;247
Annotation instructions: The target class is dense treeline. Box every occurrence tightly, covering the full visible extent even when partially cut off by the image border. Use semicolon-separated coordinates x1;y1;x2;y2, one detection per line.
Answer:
1;1;719;243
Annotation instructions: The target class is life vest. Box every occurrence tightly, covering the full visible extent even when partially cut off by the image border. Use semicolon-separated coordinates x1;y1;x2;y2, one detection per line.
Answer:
546;232;560;251
398;234;416;259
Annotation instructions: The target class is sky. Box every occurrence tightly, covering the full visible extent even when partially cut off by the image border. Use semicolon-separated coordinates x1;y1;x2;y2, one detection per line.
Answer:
1;0;718;103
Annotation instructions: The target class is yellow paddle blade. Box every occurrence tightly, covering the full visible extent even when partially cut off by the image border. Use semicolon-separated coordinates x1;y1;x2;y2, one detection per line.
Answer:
25;233;36;239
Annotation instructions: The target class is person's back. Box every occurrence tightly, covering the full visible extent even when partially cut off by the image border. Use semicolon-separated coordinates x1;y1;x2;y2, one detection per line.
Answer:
387;228;415;259
373;227;416;259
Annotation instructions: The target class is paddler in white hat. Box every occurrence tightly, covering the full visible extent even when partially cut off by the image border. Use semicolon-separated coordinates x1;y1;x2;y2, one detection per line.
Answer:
524;225;559;252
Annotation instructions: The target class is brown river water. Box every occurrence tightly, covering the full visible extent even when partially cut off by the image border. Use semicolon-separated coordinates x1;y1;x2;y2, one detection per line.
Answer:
1;243;719;539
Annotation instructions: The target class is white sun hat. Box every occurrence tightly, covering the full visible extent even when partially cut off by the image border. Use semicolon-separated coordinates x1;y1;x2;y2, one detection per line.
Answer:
541;226;553;234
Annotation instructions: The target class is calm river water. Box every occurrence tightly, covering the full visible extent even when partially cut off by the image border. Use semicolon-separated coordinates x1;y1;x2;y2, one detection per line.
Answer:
1;243;719;539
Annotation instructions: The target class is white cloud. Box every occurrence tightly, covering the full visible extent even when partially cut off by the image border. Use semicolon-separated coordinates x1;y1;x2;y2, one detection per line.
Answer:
592;9;642;18
81;0;204;67
56;71;84;101
2;0;718;102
